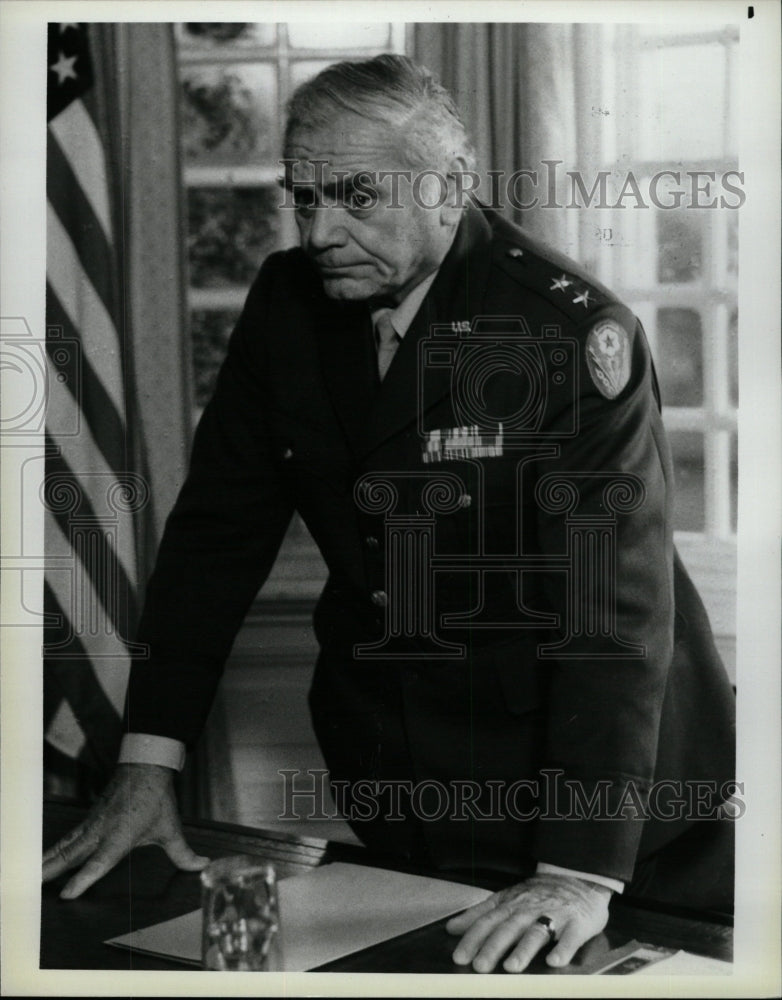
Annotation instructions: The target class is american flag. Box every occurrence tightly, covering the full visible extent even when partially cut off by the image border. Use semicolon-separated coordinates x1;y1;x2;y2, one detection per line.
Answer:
44;23;144;787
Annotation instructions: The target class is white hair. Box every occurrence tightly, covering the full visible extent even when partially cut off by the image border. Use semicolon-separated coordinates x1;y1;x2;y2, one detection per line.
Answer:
284;53;476;173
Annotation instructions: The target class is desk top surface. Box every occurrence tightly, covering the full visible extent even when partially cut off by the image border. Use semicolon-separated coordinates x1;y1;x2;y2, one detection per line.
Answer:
41;800;733;974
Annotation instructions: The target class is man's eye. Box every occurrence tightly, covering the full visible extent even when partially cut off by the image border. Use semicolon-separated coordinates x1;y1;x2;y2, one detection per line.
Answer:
346;189;375;211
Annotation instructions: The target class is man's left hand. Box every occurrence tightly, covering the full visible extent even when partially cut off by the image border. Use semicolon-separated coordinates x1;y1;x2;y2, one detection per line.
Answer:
445;873;612;973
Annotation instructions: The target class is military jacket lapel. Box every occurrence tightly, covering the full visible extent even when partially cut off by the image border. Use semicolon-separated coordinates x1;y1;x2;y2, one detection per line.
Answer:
359;204;495;460
316;298;378;455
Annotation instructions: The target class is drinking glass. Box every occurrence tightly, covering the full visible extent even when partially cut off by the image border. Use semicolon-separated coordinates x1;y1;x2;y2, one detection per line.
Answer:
201;856;282;970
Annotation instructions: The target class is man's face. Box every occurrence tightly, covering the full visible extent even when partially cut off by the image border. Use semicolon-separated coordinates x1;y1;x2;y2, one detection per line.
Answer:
285;113;457;304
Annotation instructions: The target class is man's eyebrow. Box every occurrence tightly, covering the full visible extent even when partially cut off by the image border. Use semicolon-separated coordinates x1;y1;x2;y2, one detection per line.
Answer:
276;173;366;199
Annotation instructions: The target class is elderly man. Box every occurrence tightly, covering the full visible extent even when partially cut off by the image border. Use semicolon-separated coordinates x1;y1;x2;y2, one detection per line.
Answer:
43;54;736;974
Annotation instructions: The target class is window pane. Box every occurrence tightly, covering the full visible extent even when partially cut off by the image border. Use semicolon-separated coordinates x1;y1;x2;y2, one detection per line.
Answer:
188;187;282;288
657;210;703;284
176;23;277;50
728;308;738;406
656;308;703;406
290;59;344;89
180;64;277;165
191;309;241;407
638;43;727;160
287;23;391;48
668;431;705;532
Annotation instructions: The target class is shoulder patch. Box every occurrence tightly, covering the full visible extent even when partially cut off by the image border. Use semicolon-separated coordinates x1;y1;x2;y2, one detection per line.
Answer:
585;319;632;399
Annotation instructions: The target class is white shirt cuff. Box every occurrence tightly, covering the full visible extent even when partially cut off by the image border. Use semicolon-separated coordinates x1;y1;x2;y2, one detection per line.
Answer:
118;733;187;771
535;862;624;894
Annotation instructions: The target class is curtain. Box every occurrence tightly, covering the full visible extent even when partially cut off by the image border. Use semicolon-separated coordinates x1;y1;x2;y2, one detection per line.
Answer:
413;22;589;257
114;24;193;567
89;21;193;580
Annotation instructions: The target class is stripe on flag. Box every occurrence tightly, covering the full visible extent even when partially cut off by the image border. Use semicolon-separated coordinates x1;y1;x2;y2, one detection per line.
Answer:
44;390;138;589
48;101;114;242
45;509;134;708
45;285;128;480
44;581;128;774
45;700;87;760
46;203;126;421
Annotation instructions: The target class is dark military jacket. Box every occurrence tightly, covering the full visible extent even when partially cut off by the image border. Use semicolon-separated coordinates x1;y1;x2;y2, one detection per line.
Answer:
127;203;736;886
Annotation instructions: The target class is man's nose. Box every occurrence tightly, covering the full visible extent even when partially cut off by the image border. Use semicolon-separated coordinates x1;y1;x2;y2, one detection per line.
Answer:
305;204;348;251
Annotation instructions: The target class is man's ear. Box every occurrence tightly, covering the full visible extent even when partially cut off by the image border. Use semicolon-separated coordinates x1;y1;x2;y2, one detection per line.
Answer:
441;154;474;226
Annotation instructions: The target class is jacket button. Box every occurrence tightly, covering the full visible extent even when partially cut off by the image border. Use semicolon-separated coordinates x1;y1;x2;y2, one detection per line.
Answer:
283;447;293;459
459;493;472;508
366;536;380;549
370;590;388;608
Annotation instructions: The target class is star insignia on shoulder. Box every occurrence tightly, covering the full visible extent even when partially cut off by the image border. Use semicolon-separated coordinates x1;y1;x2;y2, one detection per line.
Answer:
573;289;592;308
550;274;572;292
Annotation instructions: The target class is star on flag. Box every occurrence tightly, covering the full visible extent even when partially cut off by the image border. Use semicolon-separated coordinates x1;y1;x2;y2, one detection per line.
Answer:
51;51;78;84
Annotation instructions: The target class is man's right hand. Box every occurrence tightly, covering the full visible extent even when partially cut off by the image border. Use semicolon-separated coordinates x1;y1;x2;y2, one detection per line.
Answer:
42;763;210;899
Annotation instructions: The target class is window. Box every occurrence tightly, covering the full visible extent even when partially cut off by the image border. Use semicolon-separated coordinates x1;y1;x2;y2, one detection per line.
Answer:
580;23;739;541
572;23;739;676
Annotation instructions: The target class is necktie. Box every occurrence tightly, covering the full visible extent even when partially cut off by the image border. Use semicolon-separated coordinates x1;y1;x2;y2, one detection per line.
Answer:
374;309;401;381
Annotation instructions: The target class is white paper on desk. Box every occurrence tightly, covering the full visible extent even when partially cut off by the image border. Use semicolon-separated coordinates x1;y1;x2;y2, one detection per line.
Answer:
634;950;733;975
105;862;492;970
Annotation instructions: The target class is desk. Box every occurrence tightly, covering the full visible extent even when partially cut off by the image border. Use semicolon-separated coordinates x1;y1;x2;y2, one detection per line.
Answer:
41;800;733;973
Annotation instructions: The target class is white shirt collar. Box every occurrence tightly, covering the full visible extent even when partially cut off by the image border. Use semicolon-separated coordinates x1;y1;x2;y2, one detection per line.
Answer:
369;269;438;339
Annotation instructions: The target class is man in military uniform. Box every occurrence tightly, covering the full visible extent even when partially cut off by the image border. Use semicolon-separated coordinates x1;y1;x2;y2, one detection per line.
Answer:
44;54;736;973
